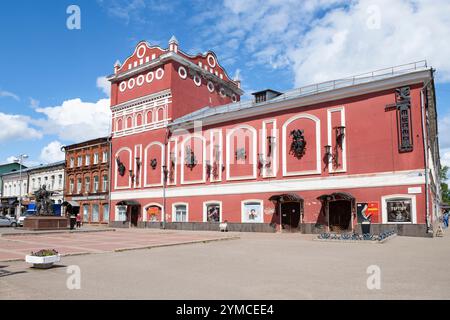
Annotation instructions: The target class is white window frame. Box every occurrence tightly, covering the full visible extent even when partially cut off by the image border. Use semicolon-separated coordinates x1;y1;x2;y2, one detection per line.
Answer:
93;153;99;165
85;155;90;166
77;156;82;167
102;151;108;163
84;177;90;193
241;199;264;223
203;201;223;222
102;175;108;192
381;194;417;224
93;176;99;193
172;202;189;222
115;205;127;221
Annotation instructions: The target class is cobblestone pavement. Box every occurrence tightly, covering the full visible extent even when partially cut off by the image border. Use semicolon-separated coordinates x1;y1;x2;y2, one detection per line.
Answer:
0;229;449;299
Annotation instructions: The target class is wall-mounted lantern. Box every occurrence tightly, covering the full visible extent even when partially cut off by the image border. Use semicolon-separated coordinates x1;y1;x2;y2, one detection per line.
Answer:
324;145;339;168
129;168;135;184
206;160;212;178
257;153;271;170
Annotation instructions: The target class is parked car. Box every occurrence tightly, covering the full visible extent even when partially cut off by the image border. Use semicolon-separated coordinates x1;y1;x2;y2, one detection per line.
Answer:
0;216;18;227
18;211;35;227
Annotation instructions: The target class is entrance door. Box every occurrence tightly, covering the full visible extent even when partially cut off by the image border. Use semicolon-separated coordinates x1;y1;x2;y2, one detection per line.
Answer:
130;206;139;227
281;202;301;231
328;200;352;232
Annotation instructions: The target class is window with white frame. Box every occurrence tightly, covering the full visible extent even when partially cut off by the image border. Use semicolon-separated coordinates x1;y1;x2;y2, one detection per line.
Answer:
173;204;188;222
102;151;108;163
77;178;82;193
69;179;74;194
93;176;99;193
117;205;127;221
382;195;416;224
58;174;63;188
103;204;109;222
93;153;99;165
204;202;221;222
241;200;264;223
85;177;90;193
70;157;74;168
51;175;55;190
85;155;90;166
77;156;82;167
102;174;108;192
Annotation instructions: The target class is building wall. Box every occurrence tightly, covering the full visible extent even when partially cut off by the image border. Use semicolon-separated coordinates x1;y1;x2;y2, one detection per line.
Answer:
64;139;110;224
28;166;65;203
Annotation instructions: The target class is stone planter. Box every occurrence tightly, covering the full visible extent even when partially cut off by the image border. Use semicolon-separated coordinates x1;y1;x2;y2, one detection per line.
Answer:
25;254;61;269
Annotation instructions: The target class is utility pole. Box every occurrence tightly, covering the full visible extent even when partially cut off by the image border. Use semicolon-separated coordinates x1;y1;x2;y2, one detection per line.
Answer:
14;154;28;220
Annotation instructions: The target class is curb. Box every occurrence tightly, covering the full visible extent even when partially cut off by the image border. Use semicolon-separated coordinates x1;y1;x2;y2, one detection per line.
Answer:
1;228;116;238
114;236;240;252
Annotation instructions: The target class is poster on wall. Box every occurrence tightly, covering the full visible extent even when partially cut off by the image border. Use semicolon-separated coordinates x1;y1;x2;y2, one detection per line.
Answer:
386;199;411;222
357;202;379;223
206;204;220;222
146;206;160;222
242;202;263;223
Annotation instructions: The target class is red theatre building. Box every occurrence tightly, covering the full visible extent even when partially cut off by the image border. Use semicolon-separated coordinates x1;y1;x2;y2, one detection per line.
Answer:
107;36;441;237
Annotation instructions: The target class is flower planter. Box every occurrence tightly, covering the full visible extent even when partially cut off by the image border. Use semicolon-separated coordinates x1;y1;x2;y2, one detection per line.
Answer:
25;254;61;269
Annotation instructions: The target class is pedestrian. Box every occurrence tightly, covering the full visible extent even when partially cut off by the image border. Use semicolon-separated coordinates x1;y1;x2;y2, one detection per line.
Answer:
76;213;82;228
443;211;449;229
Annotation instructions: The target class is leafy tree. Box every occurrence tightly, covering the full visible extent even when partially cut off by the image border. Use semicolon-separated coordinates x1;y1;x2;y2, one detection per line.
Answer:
440;165;450;205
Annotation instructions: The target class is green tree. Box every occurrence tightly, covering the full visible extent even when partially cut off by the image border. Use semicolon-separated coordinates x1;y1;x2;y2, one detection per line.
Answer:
440;165;450;205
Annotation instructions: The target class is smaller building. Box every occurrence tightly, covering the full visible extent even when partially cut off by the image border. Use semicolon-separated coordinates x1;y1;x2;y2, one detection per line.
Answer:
1;165;29;217
27;161;65;207
62;137;111;224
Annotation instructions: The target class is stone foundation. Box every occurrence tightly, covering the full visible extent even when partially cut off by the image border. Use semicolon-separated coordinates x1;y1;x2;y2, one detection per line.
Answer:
23;216;69;231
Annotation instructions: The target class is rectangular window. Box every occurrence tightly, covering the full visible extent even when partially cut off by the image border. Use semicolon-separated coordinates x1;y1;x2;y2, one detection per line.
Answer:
85;155;90;166
70;157;74;168
242;201;263;223
117;206;127;222
51;175;55;190
174;204;187;222
92;205;99;222
386;198;412;223
32;178;35;190
102;151;108;163
83;204;89;222
77;156;82;167
102;175;108;192
93;176;99;193
77;178;82;193
93;153;99;164
69;179;74;194
206;203;221;222
58;174;63;188
103;204;109;222
85;177;90;193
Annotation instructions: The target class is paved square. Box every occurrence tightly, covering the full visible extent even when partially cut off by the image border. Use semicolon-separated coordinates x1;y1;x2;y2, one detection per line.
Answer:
0;229;449;299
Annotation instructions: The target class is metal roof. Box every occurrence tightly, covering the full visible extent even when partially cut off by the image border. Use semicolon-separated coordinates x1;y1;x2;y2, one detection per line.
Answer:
171;61;429;126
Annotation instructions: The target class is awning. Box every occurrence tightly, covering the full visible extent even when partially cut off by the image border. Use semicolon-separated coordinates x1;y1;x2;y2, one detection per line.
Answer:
269;193;304;203
317;192;355;202
116;200;141;206
62;201;80;207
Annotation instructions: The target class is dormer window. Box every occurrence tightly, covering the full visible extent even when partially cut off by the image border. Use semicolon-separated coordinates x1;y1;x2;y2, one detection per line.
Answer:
252;89;282;103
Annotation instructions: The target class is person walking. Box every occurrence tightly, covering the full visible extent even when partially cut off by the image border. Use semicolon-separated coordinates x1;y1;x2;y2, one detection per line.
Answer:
443;211;449;229
76;213;82;229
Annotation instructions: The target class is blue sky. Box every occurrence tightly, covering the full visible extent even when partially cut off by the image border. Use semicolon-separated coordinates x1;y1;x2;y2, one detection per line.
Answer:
0;0;449;170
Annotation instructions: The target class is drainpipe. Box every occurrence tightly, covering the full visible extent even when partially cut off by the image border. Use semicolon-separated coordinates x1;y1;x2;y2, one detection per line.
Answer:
162;126;169;230
420;71;433;234
107;136;112;227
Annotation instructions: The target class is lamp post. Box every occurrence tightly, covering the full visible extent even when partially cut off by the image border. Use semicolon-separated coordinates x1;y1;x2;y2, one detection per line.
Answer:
162;165;167;230
14;154;28;220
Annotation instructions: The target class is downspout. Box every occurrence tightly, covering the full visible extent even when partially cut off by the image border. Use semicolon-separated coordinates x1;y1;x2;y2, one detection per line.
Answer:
162;126;169;230
107;136;112;227
420;72;433;234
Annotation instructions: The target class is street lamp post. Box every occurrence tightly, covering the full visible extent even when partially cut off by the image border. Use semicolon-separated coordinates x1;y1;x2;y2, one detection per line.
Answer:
14;154;28;220
162;165;167;230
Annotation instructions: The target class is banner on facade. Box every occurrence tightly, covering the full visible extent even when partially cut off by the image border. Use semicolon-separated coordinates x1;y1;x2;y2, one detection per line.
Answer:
356;202;379;223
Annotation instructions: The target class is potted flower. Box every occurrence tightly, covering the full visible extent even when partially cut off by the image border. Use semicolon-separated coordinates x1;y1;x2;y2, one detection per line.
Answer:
25;249;60;269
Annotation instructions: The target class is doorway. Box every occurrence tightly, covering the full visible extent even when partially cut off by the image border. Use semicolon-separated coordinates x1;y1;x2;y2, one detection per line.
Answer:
281;202;301;231
328;200;352;232
130;206;139;227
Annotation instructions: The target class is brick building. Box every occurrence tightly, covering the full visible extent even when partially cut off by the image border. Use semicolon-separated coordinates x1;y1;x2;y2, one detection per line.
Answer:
106;37;441;237
62;137;111;224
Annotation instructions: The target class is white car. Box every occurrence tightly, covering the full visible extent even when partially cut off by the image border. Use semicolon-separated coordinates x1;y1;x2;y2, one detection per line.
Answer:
0;216;18;227
18;212;35;227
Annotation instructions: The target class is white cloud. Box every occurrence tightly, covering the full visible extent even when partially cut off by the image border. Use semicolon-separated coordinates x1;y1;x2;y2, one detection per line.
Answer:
0;90;20;101
0;112;42;143
39;141;65;164
196;0;450;86
97;76;111;97
35;98;111;143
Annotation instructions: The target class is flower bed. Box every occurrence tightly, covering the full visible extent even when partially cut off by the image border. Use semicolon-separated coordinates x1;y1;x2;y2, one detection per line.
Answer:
316;230;396;242
25;249;60;269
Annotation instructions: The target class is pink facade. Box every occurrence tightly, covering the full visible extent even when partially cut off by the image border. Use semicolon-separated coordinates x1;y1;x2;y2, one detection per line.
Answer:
107;38;440;237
